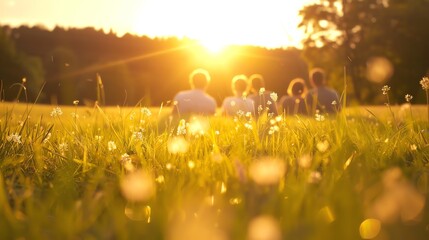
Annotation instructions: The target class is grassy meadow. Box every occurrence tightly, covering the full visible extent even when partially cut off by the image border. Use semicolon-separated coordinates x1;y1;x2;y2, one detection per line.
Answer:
1;101;429;239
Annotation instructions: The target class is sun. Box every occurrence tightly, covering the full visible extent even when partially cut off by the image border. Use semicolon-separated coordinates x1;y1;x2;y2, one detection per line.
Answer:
197;39;229;54
132;0;312;49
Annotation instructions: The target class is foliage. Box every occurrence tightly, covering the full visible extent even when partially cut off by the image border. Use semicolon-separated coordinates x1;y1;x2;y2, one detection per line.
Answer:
1;25;309;106
0;28;45;101
0;100;429;239
299;0;429;104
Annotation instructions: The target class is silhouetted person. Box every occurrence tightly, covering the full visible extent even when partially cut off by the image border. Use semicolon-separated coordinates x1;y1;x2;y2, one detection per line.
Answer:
306;68;341;115
172;68;217;117
248;74;278;118
280;78;308;116
221;74;254;116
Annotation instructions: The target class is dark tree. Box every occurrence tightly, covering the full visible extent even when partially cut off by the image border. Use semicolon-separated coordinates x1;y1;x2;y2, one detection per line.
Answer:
300;0;429;104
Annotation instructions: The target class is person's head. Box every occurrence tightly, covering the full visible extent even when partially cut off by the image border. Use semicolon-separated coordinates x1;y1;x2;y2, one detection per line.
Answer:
310;68;326;87
249;74;265;92
231;74;249;96
189;68;211;90
287;78;307;97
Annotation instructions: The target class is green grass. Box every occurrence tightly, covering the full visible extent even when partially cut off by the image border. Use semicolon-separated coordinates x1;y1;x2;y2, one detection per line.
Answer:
1;102;429;240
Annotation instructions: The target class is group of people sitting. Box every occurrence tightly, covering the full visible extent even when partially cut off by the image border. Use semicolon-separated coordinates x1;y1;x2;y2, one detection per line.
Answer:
171;68;341;118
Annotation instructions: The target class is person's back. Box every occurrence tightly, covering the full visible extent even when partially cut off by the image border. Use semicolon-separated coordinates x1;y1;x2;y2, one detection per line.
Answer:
173;89;217;115
307;87;339;114
281;78;308;116
172;68;217;116
306;68;341;115
221;75;254;116
248;74;278;117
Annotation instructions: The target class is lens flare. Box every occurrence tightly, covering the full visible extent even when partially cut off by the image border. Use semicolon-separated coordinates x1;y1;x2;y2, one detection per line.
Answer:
120;170;155;202
366;57;394;83
247;215;282;240
249;157;286;185
359;219;381;239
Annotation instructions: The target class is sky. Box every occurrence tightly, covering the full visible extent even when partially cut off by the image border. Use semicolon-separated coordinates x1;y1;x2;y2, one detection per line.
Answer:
0;0;314;49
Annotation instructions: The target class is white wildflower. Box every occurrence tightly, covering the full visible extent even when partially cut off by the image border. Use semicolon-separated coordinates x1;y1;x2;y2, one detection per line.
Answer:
6;133;22;144
270;92;278;102
50;107;63;117
315;113;325;122
259;87;266;95
120;153;132;163
382;85;390;95
244;122;253;130
267;100;272;105
405;94;413;102
176;119;187;135
108;141;117;151
268;125;279;135
73;100;79;105
141;107;152;117
420;77;429;90
58;142;68;154
132;131;143;141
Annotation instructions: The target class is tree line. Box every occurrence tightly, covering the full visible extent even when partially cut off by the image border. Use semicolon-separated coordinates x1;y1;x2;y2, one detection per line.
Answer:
0;25;308;106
